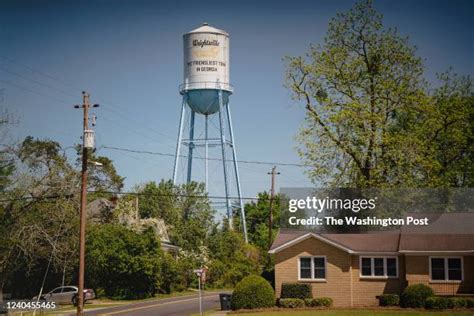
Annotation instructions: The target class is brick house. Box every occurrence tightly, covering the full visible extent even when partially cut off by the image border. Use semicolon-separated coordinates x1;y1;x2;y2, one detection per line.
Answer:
269;213;474;307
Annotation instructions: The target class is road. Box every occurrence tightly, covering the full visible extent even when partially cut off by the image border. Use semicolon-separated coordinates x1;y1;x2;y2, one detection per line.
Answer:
74;292;224;316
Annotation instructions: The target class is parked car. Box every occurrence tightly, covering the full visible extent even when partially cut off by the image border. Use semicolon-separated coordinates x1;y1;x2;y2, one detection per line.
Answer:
33;286;95;305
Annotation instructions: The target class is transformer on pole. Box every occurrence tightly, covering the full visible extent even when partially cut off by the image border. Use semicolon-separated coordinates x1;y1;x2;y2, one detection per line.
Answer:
172;23;248;242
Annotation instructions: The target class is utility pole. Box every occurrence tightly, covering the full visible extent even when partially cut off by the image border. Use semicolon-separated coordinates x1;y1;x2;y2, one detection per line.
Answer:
267;166;280;250
74;91;98;316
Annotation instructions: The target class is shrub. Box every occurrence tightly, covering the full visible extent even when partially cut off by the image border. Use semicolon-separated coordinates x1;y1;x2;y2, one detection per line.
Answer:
279;298;305;308
400;284;434;308
449;297;469;308
231;275;275;310
86;224;164;299
281;283;312;299
466;298;474;308
379;294;400;306
305;297;333;307
425;296;450;309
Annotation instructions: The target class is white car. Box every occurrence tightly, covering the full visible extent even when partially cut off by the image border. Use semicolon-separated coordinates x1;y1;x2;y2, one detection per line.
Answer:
33;286;95;305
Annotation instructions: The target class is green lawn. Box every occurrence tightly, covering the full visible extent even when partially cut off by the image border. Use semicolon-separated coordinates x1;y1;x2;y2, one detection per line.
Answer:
233;310;472;316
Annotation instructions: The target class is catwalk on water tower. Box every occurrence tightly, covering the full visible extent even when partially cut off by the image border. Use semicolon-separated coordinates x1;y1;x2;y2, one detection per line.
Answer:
172;23;248;242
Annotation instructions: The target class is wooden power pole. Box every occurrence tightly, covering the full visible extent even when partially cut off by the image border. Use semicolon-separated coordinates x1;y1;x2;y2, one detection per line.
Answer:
74;92;98;316
267;166;280;250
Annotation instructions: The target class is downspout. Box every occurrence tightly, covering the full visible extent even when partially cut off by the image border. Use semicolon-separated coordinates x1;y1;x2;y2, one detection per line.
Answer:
349;255;353;307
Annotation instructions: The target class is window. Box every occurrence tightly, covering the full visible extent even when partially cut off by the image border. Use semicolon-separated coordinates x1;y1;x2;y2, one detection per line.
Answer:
374;258;384;276
300;257;311;279
431;258;445;280
430;257;463;281
361;257;371;276
360;257;398;278
314;257;325;279
386;258;397;277
299;256;326;280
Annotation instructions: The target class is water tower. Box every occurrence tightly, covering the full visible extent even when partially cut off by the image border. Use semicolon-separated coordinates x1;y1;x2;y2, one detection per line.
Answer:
172;23;248;242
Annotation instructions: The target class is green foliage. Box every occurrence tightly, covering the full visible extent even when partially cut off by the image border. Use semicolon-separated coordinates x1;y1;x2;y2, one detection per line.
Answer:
238;192;281;250
0;151;14;191
425;296;450;310
304;297;333;307
279;298;305;308
1;137;80;298
233;192;281;272
86;224;164;299
400;284;434;308
231;275;275;310
379;294;400;306
207;221;261;288
467;298;474;308
448;297;468;309
281;283;312;299
285;0;473;188
135;180;214;252
87;153;125;193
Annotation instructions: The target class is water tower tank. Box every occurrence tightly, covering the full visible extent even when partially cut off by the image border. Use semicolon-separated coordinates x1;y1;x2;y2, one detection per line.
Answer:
181;23;232;115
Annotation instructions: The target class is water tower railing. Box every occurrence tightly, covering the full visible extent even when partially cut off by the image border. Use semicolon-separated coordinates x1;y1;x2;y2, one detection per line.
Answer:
179;81;234;93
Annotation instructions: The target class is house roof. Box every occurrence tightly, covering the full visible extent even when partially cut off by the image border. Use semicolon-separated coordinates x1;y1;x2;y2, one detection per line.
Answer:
269;213;474;254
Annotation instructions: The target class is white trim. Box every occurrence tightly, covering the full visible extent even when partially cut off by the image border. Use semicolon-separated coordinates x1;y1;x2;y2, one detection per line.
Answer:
269;233;354;254
268;233;474;255
356;252;400;256
359;256;399;279
401;250;474;254
429;256;464;282
298;256;327;282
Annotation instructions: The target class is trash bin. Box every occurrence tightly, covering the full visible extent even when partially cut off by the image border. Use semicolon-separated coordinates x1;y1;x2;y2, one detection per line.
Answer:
219;293;232;310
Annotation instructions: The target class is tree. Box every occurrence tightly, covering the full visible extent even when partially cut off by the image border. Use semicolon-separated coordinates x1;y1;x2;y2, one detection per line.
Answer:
86;224;164;299
0;137;125;298
135;180;214;251
1;137;79;299
84;150;125;193
235;192;281;254
136;180;179;222
422;71;473;187
286;0;432;187
207;220;261;287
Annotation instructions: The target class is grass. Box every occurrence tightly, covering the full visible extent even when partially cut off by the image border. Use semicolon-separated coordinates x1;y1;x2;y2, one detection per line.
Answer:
231;310;472;316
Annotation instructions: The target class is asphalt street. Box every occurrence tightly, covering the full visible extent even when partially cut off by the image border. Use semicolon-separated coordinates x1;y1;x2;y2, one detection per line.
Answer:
71;292;224;316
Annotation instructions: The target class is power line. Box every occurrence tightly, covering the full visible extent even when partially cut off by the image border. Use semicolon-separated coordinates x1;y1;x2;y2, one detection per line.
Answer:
101;145;310;167
0;66;78;99
0;190;283;203
0;79;71;105
0;55;178;144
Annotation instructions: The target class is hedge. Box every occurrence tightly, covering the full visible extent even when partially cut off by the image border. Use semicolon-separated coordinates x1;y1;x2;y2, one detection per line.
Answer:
280;283;312;299
231;275;275;310
467;298;474;308
304;297;333;307
425;296;450;310
279;298;305;308
400;284;434;308
379;294;400;306
448;297;467;308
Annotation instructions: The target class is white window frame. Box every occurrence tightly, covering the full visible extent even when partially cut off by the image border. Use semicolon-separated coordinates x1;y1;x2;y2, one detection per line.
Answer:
429;256;463;282
359;256;399;279
298;256;327;281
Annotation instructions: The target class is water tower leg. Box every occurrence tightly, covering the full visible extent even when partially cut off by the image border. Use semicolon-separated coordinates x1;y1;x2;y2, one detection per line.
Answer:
204;114;209;192
186;110;196;183
225;103;248;243
217;90;232;227
173;95;187;184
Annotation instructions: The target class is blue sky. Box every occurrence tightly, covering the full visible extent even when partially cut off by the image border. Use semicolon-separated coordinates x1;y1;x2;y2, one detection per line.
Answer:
1;0;473;212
